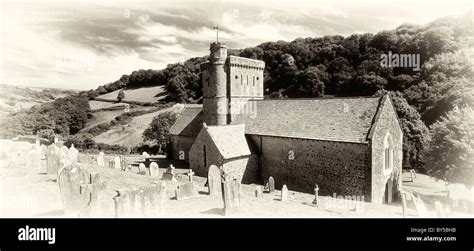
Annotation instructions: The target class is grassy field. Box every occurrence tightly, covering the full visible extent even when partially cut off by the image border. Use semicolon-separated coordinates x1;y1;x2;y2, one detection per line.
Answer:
95;86;166;103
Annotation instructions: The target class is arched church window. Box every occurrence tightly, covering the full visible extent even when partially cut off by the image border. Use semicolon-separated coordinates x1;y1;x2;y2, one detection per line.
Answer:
384;133;393;170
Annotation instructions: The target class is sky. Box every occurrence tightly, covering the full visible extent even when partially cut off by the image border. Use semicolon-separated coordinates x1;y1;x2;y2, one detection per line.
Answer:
0;0;472;90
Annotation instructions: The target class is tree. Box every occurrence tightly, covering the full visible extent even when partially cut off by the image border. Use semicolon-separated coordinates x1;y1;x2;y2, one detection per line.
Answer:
425;106;474;188
36;129;55;142
117;90;125;102
142;111;178;153
287;66;327;98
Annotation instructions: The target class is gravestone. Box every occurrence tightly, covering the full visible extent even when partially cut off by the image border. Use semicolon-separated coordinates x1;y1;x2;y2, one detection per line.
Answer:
268;176;275;193
58;163;106;217
221;178;241;216
207;165;222;195
161;165;176;181
255;186;263;198
434;201;446;218
25;148;41;170
149;162;159;177
175;182;198;200
411;194;428;217
409;169;417;182
113;183;166;218
108;159;115;169
281;185;288;202
46;144;61;175
138;163;147;175
40;145;47;160
120;156;127;171
114;156;121;170
400;191;408;218
312;185;320;205
68;144;79;164
60;146;69;167
97;152;105;167
187;169;194;182
142;152;150;159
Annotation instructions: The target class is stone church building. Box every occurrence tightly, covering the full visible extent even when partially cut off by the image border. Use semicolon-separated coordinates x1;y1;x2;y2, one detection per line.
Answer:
169;42;403;204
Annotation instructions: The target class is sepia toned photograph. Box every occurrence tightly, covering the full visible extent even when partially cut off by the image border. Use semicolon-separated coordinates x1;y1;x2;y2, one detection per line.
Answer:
0;0;472;223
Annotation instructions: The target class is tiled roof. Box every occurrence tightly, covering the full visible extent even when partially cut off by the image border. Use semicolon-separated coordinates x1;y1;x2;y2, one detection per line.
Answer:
170;97;383;143
169;104;203;137
205;124;251;159
233;97;382;143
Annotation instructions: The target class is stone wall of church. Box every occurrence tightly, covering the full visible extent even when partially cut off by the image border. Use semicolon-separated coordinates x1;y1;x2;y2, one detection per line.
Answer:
170;135;195;162
369;96;403;204
223;154;258;184
250;135;371;200
188;130;223;178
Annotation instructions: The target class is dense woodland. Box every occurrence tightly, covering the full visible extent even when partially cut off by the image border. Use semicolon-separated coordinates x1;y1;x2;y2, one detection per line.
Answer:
1;14;472;186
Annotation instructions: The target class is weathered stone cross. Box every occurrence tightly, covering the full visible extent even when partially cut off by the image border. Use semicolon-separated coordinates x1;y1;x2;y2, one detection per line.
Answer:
187;169;195;182
312;184;319;205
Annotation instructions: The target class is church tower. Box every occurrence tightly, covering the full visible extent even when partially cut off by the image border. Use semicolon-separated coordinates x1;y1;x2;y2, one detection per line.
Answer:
201;42;265;126
201;42;227;126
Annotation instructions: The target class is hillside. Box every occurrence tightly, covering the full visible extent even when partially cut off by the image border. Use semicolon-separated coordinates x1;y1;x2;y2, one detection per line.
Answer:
0;84;77;116
92;104;184;147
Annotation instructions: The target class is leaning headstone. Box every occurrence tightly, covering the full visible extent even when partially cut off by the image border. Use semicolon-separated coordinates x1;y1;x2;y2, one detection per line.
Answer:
281;185;288;202
114;156;121;170
113;183;166;218
175;182;198;200
268;176;275;193
221;178;241;216
58;163;106;217
46;144;61;175
138;163;147;175
412;194;428;217
142;152;150;160
161;165;176;181
97;152;105;167
255;186;263;198
149;162;159;177
207;165;222;195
